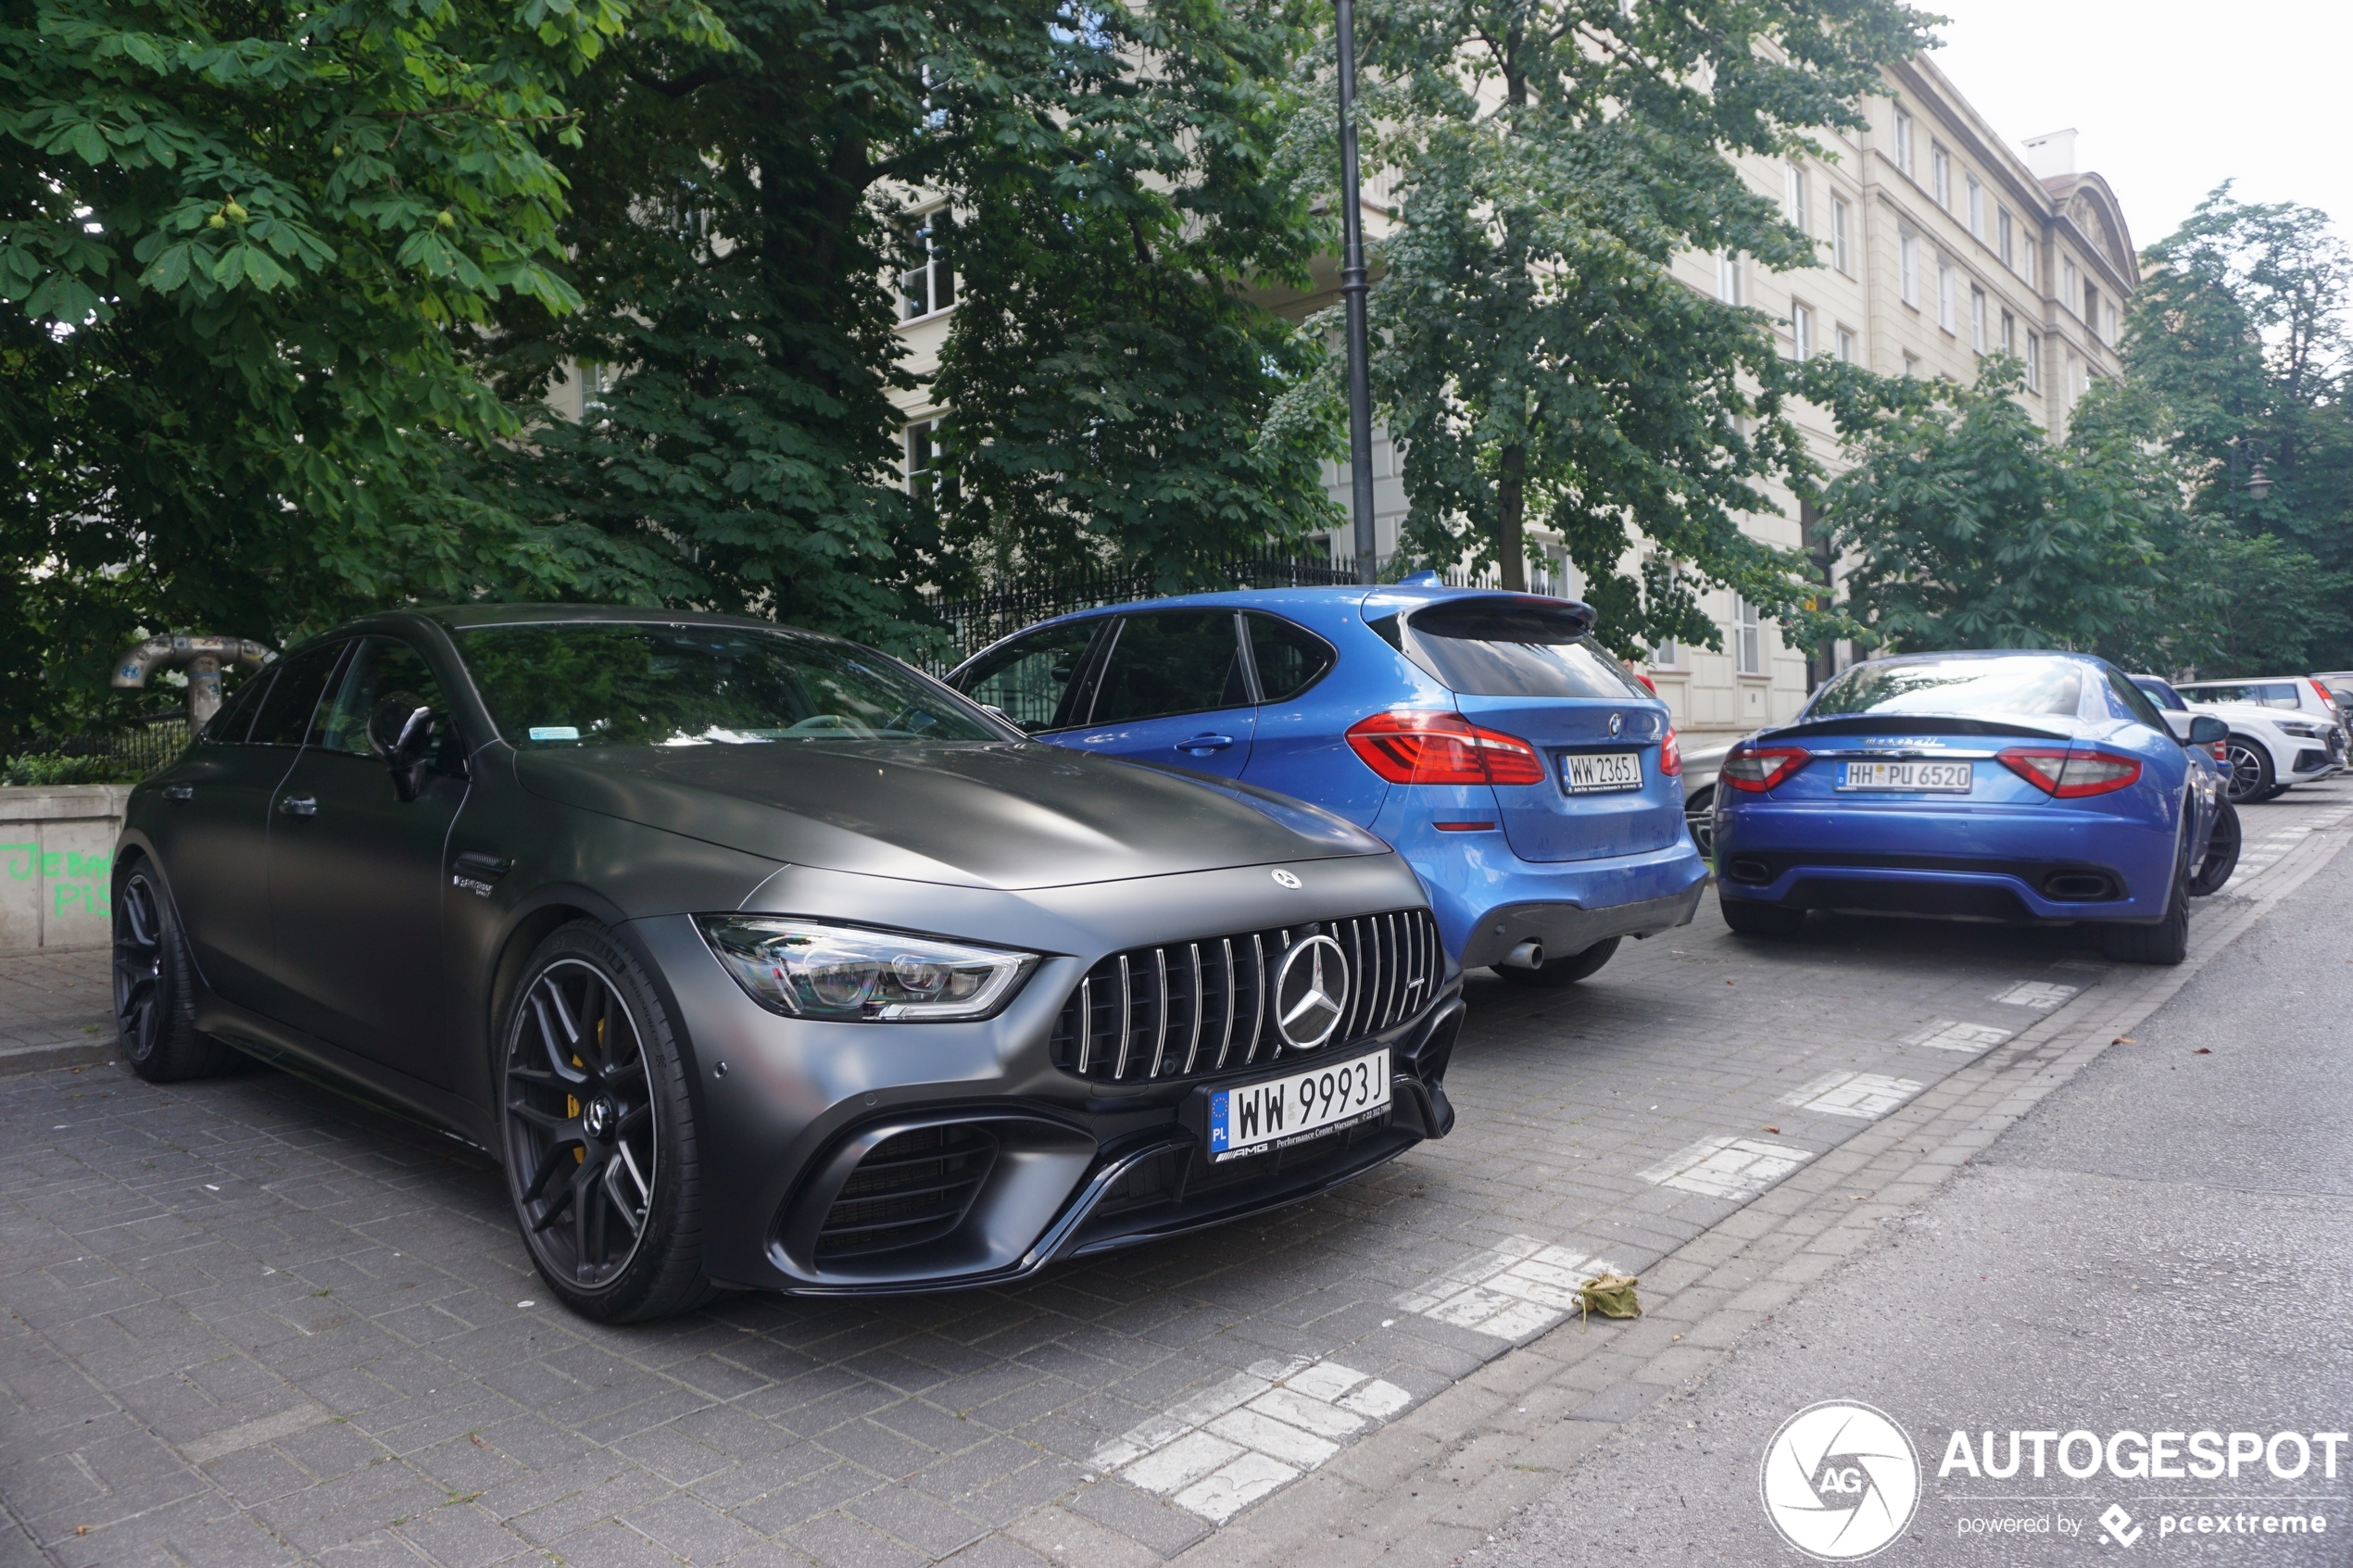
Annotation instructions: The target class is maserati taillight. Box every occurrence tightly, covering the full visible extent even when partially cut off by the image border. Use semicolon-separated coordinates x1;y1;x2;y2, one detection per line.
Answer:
1998;747;2143;798
1719;746;1809;792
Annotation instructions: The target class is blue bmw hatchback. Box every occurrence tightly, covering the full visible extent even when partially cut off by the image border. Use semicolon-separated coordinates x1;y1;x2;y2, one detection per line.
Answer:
1711;650;2233;964
944;583;1708;985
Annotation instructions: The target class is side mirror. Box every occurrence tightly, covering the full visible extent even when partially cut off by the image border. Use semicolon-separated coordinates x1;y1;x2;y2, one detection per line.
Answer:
2186;715;2228;747
368;691;439;800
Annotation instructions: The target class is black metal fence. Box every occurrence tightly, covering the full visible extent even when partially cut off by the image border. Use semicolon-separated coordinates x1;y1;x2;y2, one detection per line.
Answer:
919;548;1578;668
2;714;192;786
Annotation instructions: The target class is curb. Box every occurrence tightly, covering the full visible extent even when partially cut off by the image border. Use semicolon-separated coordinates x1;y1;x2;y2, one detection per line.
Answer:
0;1036;115;1077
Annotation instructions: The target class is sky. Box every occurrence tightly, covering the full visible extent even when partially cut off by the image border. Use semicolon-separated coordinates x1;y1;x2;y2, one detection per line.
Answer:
1922;0;2353;255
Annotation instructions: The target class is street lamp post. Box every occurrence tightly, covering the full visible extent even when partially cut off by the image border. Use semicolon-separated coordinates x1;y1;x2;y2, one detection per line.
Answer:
1334;0;1378;585
2226;436;2273;518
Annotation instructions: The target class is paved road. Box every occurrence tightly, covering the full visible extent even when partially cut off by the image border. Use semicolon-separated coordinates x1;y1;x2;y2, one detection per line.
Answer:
1482;806;2353;1566
0;782;2345;1567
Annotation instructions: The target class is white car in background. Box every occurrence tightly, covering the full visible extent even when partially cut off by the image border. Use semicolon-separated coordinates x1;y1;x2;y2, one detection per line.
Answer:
2135;675;2345;804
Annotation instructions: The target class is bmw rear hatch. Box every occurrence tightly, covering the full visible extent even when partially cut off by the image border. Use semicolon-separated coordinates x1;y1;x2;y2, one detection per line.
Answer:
1371;595;1686;863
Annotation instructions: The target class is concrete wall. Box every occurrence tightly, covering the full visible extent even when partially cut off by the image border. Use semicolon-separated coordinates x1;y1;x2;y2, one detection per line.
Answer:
0;786;130;953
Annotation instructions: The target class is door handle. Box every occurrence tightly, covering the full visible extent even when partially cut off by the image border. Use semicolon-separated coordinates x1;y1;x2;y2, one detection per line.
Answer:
161;784;194;802
278;795;318;818
1176;734;1235;755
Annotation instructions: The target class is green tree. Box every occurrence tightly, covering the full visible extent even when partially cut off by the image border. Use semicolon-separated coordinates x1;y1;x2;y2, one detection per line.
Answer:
1816;360;2179;657
1293;0;1928;655
2126;183;2353;668
0;0;727;743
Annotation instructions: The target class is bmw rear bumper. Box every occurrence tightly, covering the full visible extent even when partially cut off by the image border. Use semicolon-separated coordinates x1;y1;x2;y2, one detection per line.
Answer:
1409;833;1708;971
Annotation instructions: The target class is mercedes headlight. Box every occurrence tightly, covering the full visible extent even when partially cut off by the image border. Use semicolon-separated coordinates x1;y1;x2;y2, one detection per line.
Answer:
698;917;1037;1022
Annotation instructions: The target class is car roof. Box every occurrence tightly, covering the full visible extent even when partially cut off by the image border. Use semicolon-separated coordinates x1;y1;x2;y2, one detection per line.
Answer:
1004;582;1598;627
421;603;807;633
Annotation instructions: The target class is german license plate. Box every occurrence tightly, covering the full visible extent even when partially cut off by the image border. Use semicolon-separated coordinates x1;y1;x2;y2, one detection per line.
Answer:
1563;752;1642;793
1207;1049;1390;1162
1837;760;1973;792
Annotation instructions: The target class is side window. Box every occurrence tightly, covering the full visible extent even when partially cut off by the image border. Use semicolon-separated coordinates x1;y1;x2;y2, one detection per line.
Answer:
2260;683;2299;709
201;666;276;745
318;638;453;759
2104;669;2168;731
955;621;1102;734
1246;613;1338;704
1088;611;1250;725
247;641;347;747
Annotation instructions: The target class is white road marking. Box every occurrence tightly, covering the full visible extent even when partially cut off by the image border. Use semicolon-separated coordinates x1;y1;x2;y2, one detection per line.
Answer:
1992;981;2078;1010
1638;1136;1813;1199
1782;1071;1925;1119
1906;1020;2015;1052
1394;1235;1615;1341
1089;1355;1413;1522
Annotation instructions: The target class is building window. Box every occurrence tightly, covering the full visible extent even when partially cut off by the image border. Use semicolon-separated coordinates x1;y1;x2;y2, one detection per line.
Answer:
1786;163;1810;232
1998;207;2014;266
1717;252;1743;307
2104;301;2120;345
2024;235;2040;286
2000;308;2016;355
900;213;955;321
1931;145;1950;207
1937;257;1956;332
1898;231;1919;307
1791;302;1814;359
1835;326;1856;364
1902;351;1920;378
1893;107;1914;176
2026;332;2042;391
1733;597;1763;677
2062;257;2079;311
1970;286;1987;353
1831;196;1853;275
904;416;948;497
1966;174;1983;238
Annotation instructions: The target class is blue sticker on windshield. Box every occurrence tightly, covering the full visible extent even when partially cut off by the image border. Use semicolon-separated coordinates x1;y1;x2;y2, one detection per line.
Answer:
529;726;580;741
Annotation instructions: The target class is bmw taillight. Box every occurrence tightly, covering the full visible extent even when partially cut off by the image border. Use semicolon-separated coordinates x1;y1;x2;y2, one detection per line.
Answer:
1719;746;1809;792
1660;726;1683;778
1345;710;1547;786
1998;746;2143;797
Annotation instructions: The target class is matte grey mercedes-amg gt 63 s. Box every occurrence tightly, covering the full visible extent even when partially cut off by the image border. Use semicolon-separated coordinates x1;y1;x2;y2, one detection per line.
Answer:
112;607;1463;1322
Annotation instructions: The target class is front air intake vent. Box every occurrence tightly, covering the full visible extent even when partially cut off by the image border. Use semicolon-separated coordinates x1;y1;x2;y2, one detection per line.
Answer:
815;1124;996;1258
1049;909;1441;1086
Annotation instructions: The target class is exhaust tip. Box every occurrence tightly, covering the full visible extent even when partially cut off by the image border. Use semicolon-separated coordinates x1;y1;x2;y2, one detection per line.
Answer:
1501;939;1545;970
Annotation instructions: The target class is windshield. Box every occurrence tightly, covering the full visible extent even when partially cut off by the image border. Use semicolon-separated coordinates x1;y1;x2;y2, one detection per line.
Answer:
1806;656;2084;719
455;623;1006;750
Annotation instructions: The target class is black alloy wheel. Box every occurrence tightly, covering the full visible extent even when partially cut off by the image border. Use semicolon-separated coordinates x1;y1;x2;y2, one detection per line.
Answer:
2187;800;2242;897
113;862;243;1082
2102;824;2191;966
500;922;711;1322
1683;785;1716;859
1494;936;1621;987
2222;736;2275;805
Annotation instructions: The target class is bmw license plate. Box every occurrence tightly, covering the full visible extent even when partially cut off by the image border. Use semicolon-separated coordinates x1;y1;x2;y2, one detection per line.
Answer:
1837;761;1973;792
1563;752;1642;793
1207;1049;1390;1162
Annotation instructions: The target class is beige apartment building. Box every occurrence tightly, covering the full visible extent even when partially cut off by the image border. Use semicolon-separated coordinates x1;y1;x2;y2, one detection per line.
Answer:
861;55;2142;751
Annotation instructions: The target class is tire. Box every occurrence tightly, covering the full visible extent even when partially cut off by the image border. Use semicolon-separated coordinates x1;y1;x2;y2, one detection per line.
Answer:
2222;736;2274;805
499;921;714;1323
1493;936;1620;987
2187;801;2241;897
113;860;246;1083
2102;827;2191;966
1683;786;1716;859
1719;894;1806;937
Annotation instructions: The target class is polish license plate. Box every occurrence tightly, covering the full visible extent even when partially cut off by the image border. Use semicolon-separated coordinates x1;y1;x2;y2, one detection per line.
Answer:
1207;1049;1390;1162
1563;752;1642;793
1837;760;1974;792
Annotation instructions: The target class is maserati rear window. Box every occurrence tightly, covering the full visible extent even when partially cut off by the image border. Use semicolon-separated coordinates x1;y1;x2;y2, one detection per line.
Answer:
1808;656;2083;719
457;623;1005;749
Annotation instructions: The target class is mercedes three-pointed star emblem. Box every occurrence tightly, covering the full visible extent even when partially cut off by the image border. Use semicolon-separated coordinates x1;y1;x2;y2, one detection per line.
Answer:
1273;934;1351;1050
